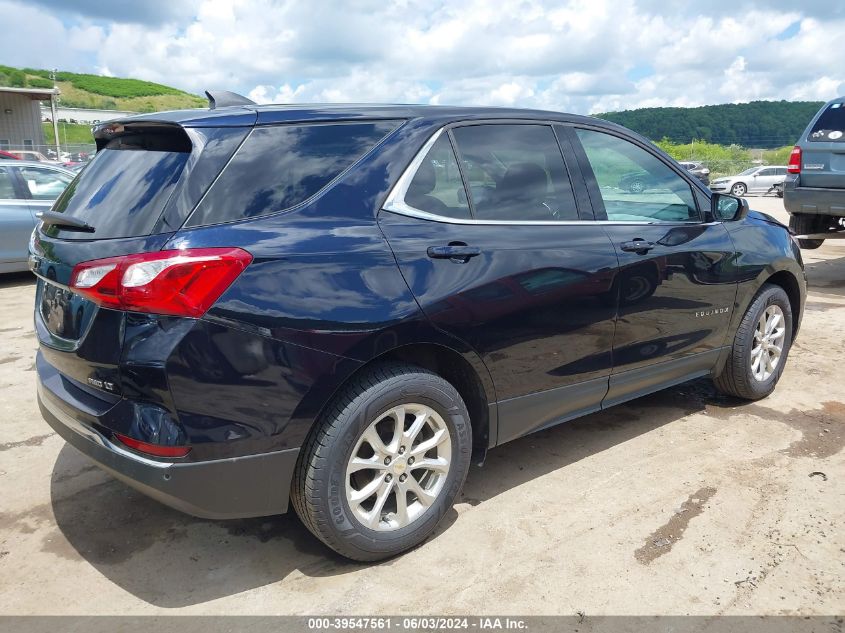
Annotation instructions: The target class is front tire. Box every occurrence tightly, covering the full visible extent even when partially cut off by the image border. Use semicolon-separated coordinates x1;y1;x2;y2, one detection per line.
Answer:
731;182;747;196
291;363;472;561
629;178;646;194
714;284;793;400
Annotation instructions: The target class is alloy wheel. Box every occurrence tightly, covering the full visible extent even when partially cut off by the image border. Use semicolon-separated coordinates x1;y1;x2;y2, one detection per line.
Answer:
345;404;452;531
750;305;786;382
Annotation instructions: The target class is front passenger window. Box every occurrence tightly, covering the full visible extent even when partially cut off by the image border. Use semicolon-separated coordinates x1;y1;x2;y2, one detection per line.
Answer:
576;129;699;223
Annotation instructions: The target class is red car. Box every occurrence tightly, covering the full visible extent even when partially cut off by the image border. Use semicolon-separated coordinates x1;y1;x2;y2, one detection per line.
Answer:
0;150;21;160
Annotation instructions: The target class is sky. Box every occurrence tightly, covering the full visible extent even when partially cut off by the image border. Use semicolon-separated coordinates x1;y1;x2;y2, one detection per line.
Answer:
1;0;844;114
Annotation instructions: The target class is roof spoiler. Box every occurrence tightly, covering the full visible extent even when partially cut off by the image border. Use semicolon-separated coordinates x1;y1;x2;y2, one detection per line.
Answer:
205;90;256;110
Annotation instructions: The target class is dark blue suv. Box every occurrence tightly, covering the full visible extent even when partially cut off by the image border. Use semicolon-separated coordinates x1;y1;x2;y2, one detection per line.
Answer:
31;94;806;560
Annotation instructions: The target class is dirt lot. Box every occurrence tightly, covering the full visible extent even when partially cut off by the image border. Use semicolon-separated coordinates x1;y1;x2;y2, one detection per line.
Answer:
0;197;842;615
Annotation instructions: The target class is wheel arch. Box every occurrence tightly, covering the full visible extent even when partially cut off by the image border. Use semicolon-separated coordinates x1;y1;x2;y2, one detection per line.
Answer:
763;269;803;340
290;341;496;466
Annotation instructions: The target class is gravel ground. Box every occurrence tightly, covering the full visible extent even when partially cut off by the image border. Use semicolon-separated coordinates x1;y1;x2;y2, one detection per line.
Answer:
0;196;842;615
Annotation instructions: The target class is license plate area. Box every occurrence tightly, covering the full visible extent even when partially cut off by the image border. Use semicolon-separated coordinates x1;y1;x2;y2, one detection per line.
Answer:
38;279;93;342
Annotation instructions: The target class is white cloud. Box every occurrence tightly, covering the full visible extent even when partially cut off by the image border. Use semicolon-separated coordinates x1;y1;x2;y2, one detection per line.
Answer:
0;0;843;114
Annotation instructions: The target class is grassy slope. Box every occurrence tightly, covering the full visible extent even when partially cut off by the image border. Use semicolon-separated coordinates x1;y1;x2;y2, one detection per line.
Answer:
42;122;95;145
0;64;205;113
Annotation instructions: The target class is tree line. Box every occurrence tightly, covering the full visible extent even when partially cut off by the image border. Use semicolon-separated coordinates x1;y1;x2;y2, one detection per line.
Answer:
596;100;825;148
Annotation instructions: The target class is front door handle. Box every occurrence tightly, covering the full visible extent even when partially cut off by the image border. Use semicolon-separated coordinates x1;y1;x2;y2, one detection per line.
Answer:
620;239;655;254
427;243;481;262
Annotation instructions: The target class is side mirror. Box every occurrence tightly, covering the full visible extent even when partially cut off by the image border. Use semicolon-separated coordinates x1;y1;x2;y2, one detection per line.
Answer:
712;193;749;222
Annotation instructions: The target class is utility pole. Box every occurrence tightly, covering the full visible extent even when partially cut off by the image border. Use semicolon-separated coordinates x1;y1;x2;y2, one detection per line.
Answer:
50;68;60;158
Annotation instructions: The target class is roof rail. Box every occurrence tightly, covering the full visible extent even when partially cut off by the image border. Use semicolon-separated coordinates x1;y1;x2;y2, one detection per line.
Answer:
205;90;256;110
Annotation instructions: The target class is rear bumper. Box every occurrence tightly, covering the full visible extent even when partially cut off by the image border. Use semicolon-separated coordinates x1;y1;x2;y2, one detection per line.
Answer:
784;183;845;217
37;376;298;520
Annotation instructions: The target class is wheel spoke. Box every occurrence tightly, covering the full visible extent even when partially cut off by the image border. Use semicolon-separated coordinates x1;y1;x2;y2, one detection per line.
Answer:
348;456;387;474
386;406;405;452
404;476;436;507
403;409;429;445
411;428;448;458
765;351;776;374
349;473;385;504
362;426;389;457
411;457;449;473
394;488;410;526
766;312;781;334
365;478;395;528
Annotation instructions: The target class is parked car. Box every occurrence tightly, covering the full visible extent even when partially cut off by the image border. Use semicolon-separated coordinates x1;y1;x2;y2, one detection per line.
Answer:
0;150;21;160
784;97;845;249
710;166;788;196
8;150;54;163
31;98;806;561
67;162;88;174
0;161;74;273
678;161;711;186
617;160;709;192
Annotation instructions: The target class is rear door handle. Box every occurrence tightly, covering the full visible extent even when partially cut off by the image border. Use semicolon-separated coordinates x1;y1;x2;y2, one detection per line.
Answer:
426;244;481;261
620;239;655;254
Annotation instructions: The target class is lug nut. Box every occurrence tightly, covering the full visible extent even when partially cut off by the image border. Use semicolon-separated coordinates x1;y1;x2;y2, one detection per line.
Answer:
399;474;407;482
398;446;406;455
384;456;391;465
408;457;415;465
385;474;392;482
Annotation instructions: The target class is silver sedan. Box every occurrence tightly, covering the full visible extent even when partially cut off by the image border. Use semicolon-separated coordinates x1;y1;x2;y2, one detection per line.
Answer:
709;165;788;197
0;161;75;273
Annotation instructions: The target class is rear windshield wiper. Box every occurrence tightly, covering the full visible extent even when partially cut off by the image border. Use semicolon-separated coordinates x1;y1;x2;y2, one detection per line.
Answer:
36;211;96;233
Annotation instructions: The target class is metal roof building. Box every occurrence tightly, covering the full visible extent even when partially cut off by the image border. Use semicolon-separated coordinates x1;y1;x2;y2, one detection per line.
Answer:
0;86;59;151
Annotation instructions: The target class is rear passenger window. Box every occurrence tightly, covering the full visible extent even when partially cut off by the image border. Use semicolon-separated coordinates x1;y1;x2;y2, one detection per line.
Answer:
189;121;399;226
575;128;699;223
809;103;845;142
404;134;470;219
451;124;578;221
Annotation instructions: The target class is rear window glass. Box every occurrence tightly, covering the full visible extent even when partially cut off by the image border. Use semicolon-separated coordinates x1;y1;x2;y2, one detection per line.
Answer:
188;121;399;227
44;128;191;240
809;103;845;142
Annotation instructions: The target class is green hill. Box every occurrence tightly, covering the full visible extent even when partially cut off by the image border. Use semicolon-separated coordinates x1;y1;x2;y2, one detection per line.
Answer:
596;100;824;148
0;64;205;112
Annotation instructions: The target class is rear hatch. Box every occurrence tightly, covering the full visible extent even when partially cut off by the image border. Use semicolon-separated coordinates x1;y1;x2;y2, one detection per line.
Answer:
31;117;251;418
800;100;845;189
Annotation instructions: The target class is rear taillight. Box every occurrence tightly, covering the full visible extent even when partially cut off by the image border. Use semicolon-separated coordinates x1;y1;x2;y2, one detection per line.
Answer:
788;146;802;174
70;247;252;317
114;433;191;458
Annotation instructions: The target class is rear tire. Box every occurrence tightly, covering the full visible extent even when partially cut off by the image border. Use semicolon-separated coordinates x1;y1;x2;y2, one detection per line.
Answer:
291;362;472;561
788;214;825;249
714;284;793;400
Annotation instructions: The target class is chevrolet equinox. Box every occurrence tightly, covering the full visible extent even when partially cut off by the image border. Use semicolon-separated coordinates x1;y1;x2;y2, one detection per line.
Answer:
31;92;806;561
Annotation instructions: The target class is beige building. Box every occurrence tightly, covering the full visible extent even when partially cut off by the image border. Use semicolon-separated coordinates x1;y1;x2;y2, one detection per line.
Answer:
0;86;58;151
